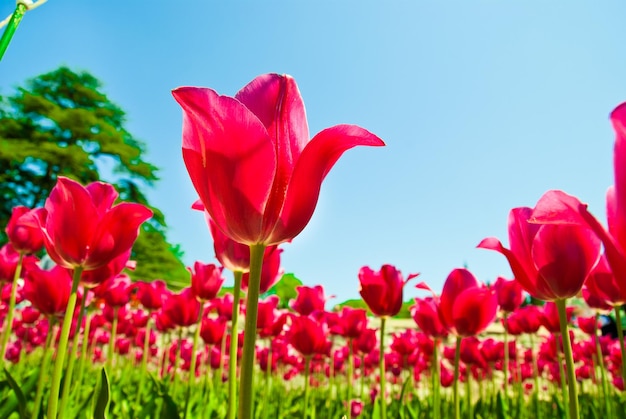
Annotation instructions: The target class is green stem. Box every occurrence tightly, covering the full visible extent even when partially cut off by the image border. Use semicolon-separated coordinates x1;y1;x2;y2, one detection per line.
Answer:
75;310;92;393
465;368;472;418
556;299;579;419
347;338;354;418
238;244;266;419
47;266;83;419
262;339;272;419
432;337;440;419
594;313;611;416
31;317;55;419
557;341;569;419
503;312;509;396
172;328;183;397
303;356;311;419
106;307;119;373
185;306;204;418
614;306;626;387
58;290;88;417
227;270;243;419
379;317;387;419
0;252;23;362
135;317;152;407
453;336;462;419
0;3;27;61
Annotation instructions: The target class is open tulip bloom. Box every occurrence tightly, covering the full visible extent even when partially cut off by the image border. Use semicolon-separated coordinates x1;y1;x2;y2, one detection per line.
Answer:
174;73;384;419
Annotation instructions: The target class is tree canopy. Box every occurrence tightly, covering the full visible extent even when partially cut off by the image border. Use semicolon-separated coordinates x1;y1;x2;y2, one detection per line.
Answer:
0;66;188;287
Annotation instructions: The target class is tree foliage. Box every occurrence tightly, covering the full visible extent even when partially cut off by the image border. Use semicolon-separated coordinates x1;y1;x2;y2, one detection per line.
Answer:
0;66;188;287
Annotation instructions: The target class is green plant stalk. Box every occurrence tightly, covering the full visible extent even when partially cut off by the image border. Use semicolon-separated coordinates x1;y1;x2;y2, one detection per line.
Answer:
556;299;579;419
185;307;204;419
0;3;27;61
75;310;93;392
379;317;387;419
217;333;227;390
614;306;626;387
594;313;611;416
347;337;354;418
227;269;243;419
160;332;170;378
237;243;266;419
303;355;311;418
432;337;440;419
47;266;83;419
172;328;183;397
0;252;23;361
360;354;365;400
556;334;569;419
106;306;120;374
262;339;272;419
465;368;472;418
453;336;462;419
31;317;55;419
58;292;88;417
503;312;509;397
135;317;152;407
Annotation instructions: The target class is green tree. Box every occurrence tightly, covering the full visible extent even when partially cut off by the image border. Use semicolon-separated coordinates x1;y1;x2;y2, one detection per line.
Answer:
0;66;188;287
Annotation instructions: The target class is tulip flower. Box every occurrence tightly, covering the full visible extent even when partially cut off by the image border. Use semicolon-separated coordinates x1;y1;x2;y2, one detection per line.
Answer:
135;280;168;312
190;262;225;302
174;73;384;419
493;276;524;313
439;268;497;419
0;243;21;360
290;285;327;316
6;206;44;255
162;288;202;329
22;260;71;317
358;264;419;318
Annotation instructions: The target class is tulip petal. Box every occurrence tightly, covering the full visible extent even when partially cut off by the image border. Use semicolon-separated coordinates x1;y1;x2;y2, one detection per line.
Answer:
267;124;384;244
86;182;119;216
451;287;498;337
611;103;626;241
86;202;153;270
173;86;277;244
440;268;480;330
532;224;601;300
45;177;99;267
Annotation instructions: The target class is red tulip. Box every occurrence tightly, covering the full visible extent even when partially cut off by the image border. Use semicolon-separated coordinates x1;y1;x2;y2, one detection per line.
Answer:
287;314;328;356
22;260;71;317
330;307;368;339
190;262;225;301
439;268;498;337
97;274;132;308
0;244;19;283
354;328;377;355
584;254;626;307
6;206;44;254
528;104;626;297
290;285;327;316
80;250;131;289
411;294;449;338
577;316;599;336
478;206;601;301
510;305;543;335
358;264;418;317
200;316;227;346
256;295;280;332
162;288;202;328
135;280;168;311
493;276;524;313
173;74;384;246
34;177;152;270
540;302;573;334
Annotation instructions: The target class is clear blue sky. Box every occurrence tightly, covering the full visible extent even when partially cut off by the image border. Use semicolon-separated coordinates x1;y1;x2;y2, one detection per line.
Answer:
2;1;625;304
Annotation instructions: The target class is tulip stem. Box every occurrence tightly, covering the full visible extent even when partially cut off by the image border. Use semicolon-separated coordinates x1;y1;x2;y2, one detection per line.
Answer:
47;266;83;419
135;318;152;407
58;290;88;418
503;312;509;397
106;307;119;373
0;252;23;362
529;333;540;418
185;307;204;418
453;336;462;419
432;337;440;419
75;309;92;393
614;306;626;388
303;355;311;418
594;313;611;417
556;298;579;419
31;317;55;419
379;317;387;419
238;243;266;419
227;270;243;419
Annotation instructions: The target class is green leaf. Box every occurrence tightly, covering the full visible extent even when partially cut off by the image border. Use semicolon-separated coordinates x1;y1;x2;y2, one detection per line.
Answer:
93;367;110;419
3;367;26;419
496;391;509;419
160;392;180;419
371;396;381;419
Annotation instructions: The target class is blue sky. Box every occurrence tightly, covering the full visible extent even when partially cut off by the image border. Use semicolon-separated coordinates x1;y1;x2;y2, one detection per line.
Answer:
2;1;626;304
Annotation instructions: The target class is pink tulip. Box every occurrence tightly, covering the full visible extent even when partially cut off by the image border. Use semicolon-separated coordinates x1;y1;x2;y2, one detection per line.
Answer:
173;74;384;246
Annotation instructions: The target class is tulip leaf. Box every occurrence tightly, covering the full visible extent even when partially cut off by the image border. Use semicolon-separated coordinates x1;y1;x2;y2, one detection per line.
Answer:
371;396;381;419
159;392;180;419
93;367;110;419
3;368;26;419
